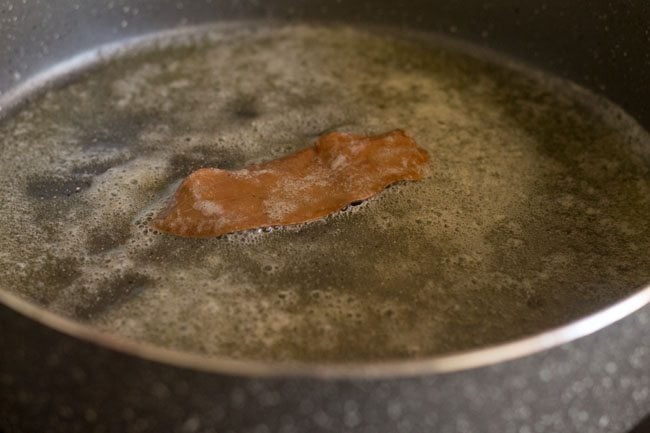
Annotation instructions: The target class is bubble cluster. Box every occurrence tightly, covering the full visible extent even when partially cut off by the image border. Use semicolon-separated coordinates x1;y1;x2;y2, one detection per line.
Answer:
0;23;648;362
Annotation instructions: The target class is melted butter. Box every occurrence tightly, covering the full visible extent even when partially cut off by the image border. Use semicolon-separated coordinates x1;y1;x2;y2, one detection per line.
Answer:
0;23;649;362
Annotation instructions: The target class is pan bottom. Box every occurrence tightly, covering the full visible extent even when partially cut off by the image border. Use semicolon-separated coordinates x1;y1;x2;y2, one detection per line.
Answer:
0;22;649;362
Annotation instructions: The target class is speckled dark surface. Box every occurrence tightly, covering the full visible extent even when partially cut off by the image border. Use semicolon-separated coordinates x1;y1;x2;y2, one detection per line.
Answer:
1;1;649;432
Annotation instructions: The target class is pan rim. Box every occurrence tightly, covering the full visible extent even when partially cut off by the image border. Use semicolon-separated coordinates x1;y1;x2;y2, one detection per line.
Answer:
1;283;649;379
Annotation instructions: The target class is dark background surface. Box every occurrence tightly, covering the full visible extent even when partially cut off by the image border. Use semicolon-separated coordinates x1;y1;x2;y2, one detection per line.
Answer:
631;415;650;433
1;414;649;433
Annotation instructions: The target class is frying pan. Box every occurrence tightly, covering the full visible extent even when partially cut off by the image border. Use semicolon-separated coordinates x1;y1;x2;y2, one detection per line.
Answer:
1;1;649;432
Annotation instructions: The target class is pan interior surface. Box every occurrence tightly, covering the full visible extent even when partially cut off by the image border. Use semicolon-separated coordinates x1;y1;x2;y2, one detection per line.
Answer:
0;22;649;363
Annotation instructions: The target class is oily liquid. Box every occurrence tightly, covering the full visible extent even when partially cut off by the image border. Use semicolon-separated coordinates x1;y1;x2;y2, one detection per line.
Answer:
0;23;649;362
